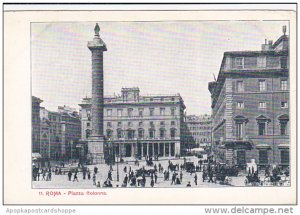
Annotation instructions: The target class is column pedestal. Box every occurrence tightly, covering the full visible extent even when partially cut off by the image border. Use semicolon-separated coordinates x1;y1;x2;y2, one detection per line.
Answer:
87;135;105;164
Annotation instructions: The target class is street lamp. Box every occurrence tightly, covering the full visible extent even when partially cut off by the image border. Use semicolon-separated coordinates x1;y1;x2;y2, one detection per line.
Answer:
116;153;119;182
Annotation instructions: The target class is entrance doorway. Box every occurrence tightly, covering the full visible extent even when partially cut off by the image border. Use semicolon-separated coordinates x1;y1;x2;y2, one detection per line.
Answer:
125;144;132;157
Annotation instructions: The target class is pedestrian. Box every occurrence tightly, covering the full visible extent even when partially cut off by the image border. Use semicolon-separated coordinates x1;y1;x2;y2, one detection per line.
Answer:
42;170;46;181
124;166;127;173
150;179;155;187
108;171;112;181
171;173;176;185
194;173;198;185
93;173;96;185
83;170;86;180
68;171;72;181
48;171;52;181
73;172;78;182
96;181;101;187
123;174;128;184
154;173;158;183
94;166;98;174
110;164;113;172
87;171;91;180
186;181;191;187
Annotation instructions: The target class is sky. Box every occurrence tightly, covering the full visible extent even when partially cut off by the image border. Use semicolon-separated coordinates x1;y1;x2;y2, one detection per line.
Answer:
31;21;288;115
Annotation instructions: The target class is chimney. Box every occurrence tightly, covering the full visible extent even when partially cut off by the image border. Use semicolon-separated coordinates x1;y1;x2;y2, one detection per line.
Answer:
283;25;287;35
262;39;273;51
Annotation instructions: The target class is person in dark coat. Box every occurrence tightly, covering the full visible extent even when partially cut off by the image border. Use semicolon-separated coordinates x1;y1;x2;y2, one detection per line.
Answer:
150;179;155;187
68;171;72;181
186;181;191;187
154;173;158;183
171;173;176;185
194;173;198;185
73;172;78;182
94;166;98;174
87;171;91;180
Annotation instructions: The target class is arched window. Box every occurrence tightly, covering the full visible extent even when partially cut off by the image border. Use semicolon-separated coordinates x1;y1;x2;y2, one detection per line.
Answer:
138;128;144;139
117;129;123;139
170;128;176;139
159;128;166;139
149;129;155;139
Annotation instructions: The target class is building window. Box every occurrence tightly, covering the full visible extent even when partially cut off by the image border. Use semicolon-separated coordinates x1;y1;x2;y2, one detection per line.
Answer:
150;121;154;127
237;102;244;109
171;121;175;126
87;122;90;127
259;150;268;164
138;129;144;139
259;80;266;91
160;121;165;126
281;80;288;90
149;108;154;116
128;122;132;127
259;102;266;109
281;101;288;108
86;129;91;139
106;130;113;138
258;122;266;136
160;129;165;139
237;81;244;92
171;97;175;101
160;97;164;101
117;129;123;139
171;108;176;116
107;122;112;127
234;57;244;69
170;128;176;139
107;109;112;116
236;123;244;139
127;130;134;139
149;129;155;139
139;121;143;127
279;115;289;136
281;151;289;164
160;108;165;116
266;56;280;68
244;57;257;69
117;109;123;117
117;122;122;127
138;108;143;117
128;108;133;117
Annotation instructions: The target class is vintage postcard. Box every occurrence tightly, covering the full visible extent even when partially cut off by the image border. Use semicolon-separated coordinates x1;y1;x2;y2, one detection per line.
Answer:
3;4;297;205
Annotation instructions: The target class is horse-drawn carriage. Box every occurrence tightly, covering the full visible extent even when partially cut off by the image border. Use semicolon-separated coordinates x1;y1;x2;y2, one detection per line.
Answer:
135;168;156;177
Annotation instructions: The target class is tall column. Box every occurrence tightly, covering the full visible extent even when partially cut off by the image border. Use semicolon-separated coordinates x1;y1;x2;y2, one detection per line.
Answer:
86;23;107;164
163;143;166;157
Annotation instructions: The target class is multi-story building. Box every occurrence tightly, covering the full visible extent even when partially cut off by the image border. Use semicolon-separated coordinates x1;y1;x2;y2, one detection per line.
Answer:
39;106;81;160
32;96;43;153
208;26;289;169
79;87;186;158
185;114;212;148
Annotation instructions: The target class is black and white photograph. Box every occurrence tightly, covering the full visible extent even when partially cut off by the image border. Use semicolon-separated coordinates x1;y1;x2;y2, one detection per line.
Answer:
3;4;297;205
31;21;290;188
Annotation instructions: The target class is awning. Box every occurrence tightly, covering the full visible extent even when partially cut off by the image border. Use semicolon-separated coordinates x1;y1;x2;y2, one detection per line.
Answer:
278;144;289;149
255;144;272;150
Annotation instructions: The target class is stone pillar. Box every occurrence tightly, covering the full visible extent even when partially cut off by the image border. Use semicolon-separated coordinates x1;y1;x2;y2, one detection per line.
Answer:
86;23;107;164
147;143;149;156
158;143;160;156
163;143;166;157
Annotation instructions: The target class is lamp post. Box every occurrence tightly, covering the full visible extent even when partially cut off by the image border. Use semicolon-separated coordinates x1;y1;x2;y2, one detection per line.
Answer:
116;152;119;182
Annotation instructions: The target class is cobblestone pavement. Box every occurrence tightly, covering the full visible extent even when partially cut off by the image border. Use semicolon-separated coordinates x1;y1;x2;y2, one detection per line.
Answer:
32;156;289;188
